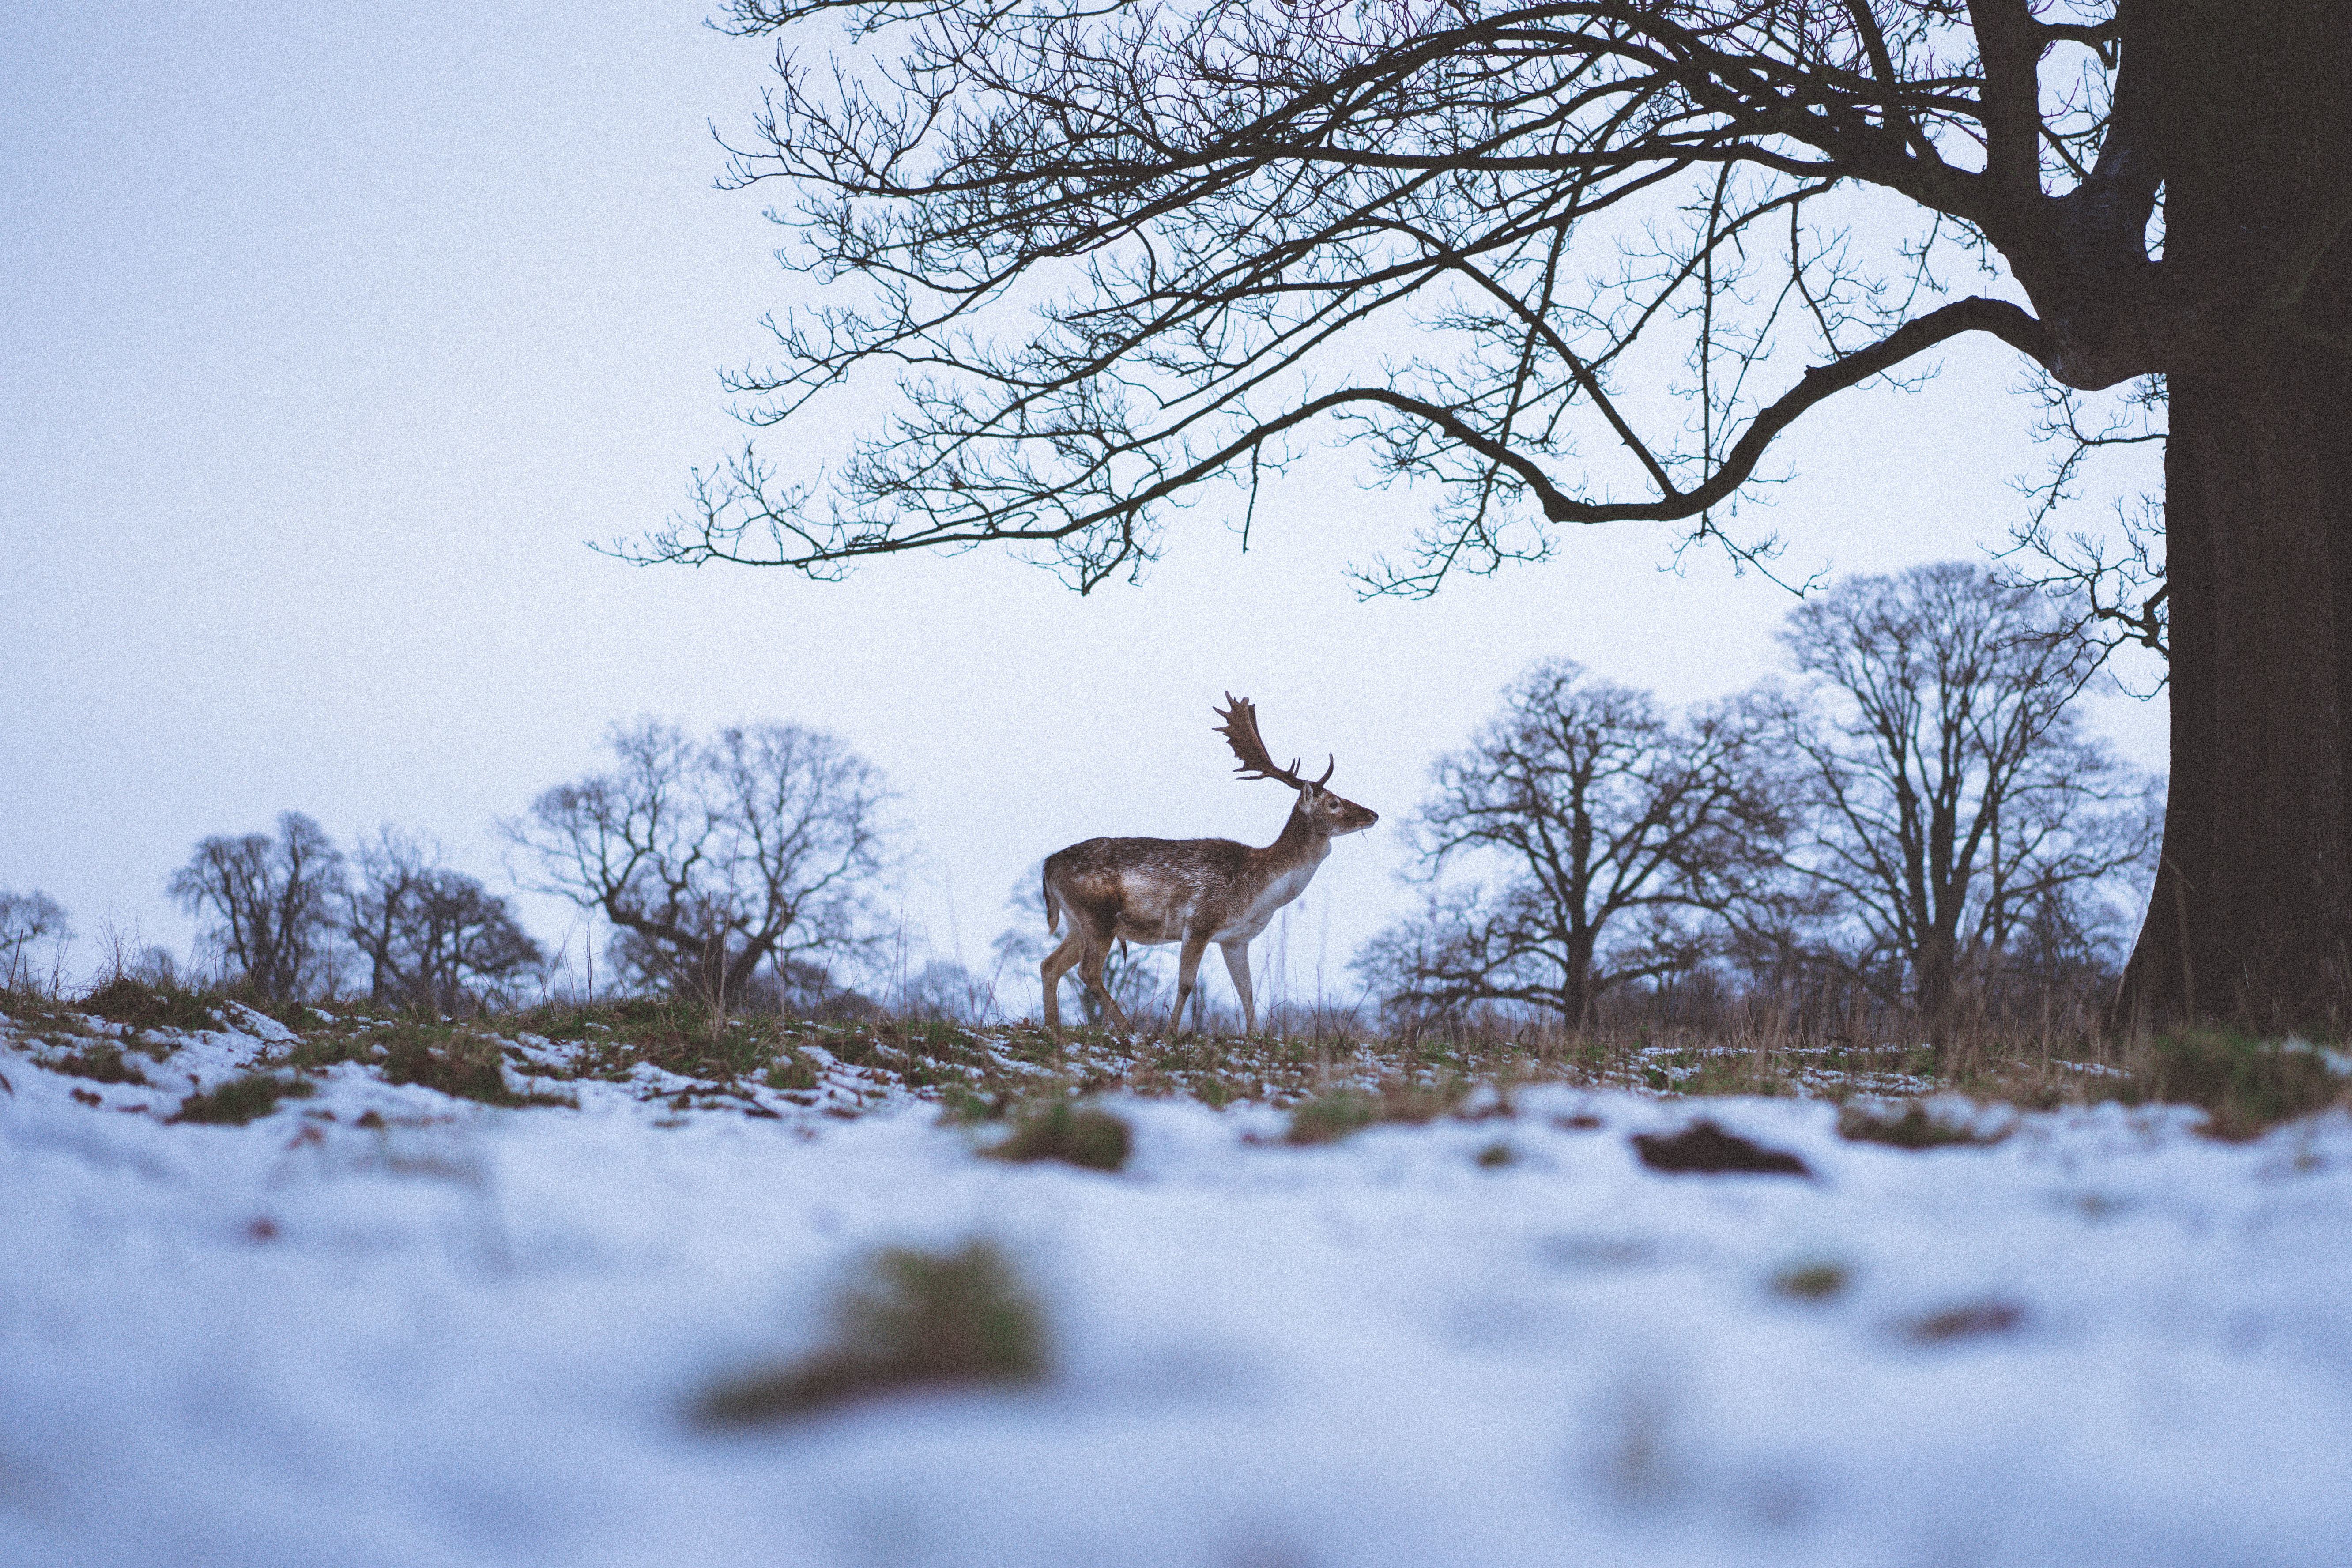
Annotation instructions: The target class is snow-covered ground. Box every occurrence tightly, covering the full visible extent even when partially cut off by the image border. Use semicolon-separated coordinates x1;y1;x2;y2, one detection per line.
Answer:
5;1008;2350;1567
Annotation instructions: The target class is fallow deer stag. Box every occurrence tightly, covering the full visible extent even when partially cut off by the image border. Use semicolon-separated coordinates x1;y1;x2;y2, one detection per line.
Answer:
1040;695;1378;1034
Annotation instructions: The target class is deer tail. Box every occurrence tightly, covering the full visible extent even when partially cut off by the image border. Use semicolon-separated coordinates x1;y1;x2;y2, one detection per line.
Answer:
1042;865;1060;934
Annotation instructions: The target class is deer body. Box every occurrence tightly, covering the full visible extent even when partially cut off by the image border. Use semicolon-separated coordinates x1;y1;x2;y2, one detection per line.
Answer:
1040;697;1376;1034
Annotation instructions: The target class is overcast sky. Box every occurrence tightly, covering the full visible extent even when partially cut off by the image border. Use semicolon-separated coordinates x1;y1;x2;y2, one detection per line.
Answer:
1;1;2167;1014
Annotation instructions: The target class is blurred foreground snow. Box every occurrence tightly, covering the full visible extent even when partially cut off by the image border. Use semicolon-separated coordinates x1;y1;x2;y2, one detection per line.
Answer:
4;1010;2349;1568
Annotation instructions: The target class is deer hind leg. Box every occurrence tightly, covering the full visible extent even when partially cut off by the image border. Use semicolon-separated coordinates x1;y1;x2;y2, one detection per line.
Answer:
1075;939;1132;1033
1040;930;1089;1029
1168;934;1210;1037
1220;940;1256;1036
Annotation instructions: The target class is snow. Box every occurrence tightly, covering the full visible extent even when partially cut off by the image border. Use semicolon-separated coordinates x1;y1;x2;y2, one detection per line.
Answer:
5;1012;2351;1567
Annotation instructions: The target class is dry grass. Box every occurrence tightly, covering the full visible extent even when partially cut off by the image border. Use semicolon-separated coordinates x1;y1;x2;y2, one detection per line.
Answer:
11;979;2349;1140
37;1040;151;1086
981;1101;1133;1172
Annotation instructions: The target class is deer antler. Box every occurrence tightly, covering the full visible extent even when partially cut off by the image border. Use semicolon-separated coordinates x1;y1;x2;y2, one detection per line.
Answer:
1214;693;1334;791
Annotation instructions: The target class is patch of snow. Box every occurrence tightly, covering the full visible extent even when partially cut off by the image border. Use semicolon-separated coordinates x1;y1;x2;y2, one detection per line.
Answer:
214;999;302;1044
4;1018;2349;1566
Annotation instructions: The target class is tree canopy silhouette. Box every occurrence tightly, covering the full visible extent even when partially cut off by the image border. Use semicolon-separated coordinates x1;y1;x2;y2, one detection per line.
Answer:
658;1;2352;1029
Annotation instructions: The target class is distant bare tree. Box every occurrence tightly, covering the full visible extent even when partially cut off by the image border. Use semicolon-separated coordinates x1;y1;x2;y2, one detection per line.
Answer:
901;959;994;1023
346;829;544;1011
1768;561;2158;1025
169;813;346;1001
508;720;891;1028
1357;660;1783;1028
0;890;71;989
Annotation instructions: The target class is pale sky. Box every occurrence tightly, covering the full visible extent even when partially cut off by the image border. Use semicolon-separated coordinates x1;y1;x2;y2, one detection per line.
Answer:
1;1;2167;1014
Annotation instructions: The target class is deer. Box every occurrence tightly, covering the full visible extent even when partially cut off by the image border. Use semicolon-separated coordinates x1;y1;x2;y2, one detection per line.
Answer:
1040;694;1379;1035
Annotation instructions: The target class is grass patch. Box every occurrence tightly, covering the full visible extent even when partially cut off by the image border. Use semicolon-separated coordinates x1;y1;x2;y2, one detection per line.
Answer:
78;976;218;1033
26;984;2291;1127
1838;1101;2009;1149
2130;1030;2348;1140
513;997;798;1084
273;1028;383;1070
172;1074;314;1126
936;1083;1015;1125
381;1027;518;1104
40;1040;150;1086
1285;1089;1379;1146
1284;1080;1464;1146
694;1240;1048;1427
374;1025;569;1107
381;1034;515;1109
763;1052;818;1091
983;1101;1132;1172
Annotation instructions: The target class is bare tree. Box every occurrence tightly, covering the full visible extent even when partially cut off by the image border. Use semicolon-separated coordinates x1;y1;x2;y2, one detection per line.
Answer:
507;720;891;1028
901;959;996;1022
345;829;544;1012
1357;661;1781;1027
169;813;346;1001
650;1;2352;1029
0;890;71;990
1768;561;2157;1025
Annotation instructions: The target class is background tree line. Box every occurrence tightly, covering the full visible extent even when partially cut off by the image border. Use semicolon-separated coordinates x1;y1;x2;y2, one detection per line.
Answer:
4;562;2156;1035
1357;562;2159;1039
2;720;898;1022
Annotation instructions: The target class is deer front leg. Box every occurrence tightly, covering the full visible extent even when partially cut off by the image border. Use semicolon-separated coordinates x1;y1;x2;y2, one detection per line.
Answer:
1077;940;1133;1033
1220;940;1255;1036
1168;934;1210;1037
1040;931;1087;1029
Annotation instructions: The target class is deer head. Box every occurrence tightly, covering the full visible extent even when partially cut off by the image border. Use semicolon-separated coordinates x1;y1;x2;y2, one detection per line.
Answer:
1213;694;1379;837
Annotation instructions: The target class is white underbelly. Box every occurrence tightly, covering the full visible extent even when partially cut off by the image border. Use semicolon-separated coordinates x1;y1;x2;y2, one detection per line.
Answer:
1209;869;1314;943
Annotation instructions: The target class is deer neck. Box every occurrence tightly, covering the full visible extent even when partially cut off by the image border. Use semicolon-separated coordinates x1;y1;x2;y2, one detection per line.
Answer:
1256;800;1332;878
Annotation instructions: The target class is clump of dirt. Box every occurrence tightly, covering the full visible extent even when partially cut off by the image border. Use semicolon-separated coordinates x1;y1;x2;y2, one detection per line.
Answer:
1774;1262;1850;1300
693;1240;1048;1426
1631;1119;1811;1176
1838;1101;2009;1150
171;1074;315;1126
1906;1300;2025;1344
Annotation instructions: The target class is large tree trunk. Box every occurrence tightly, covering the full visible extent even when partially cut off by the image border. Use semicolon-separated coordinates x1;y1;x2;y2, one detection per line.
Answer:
2115;3;2352;1032
1914;925;1958;1033
2119;350;2352;1029
1559;928;1597;1031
